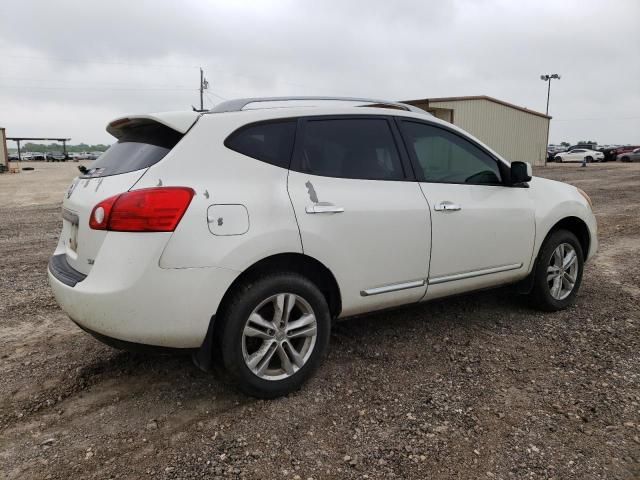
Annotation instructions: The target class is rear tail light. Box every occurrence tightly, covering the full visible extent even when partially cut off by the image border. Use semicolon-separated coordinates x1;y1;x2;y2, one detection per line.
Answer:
89;187;195;232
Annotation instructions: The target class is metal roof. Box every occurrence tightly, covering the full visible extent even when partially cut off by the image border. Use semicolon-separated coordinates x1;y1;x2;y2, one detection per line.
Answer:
402;95;551;119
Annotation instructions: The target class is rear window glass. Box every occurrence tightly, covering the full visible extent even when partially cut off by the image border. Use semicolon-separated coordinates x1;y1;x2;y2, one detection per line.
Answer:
225;121;297;169
80;122;182;178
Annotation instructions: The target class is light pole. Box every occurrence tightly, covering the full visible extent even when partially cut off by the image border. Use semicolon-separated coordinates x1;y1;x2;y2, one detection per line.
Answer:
540;73;561;116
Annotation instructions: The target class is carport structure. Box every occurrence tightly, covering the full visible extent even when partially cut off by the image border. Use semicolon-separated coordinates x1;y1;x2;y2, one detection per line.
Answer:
7;136;72;160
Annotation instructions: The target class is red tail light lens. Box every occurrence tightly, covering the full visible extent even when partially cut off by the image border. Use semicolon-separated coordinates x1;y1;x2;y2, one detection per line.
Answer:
89;187;195;232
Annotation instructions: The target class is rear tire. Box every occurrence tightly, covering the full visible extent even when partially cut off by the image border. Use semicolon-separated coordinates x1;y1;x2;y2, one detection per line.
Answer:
621;156;630;162
529;229;584;311
217;272;331;398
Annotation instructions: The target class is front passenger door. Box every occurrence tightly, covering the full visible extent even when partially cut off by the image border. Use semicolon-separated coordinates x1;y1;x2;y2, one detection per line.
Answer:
398;120;535;299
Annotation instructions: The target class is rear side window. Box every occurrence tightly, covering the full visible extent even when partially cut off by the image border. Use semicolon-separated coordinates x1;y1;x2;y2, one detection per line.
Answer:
81;122;182;178
295;118;404;180
225;121;297;169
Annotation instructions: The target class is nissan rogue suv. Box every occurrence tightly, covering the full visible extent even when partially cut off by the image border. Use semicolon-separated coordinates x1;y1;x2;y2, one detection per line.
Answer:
48;97;598;398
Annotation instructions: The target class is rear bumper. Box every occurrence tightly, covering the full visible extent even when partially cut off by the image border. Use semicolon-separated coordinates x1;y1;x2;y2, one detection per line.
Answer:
73;320;194;355
48;233;240;348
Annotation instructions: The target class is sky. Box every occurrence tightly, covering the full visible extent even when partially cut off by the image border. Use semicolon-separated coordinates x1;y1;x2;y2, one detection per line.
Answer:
0;0;638;146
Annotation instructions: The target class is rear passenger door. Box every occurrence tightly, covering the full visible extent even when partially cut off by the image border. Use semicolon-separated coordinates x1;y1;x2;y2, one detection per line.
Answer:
287;116;432;317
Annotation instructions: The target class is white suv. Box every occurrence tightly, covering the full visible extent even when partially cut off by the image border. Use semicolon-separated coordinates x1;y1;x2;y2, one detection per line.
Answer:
48;97;598;398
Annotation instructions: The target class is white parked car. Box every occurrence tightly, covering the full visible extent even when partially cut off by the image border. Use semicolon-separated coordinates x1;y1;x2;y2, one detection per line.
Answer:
48;97;598;398
554;148;604;163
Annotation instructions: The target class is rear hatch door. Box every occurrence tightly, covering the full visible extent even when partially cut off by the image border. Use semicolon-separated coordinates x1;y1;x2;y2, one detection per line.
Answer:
60;112;199;275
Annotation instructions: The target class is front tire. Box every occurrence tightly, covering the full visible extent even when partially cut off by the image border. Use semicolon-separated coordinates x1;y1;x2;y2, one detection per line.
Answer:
529;229;584;311
554;156;563;163
217;272;331;398
585;156;593;162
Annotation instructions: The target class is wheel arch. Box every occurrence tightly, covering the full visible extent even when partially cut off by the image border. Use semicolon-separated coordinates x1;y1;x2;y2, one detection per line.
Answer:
545;216;591;257
518;215;590;295
194;252;342;371
220;252;342;319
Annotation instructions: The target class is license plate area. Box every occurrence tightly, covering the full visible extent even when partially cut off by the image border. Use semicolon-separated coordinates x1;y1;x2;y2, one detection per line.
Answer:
62;208;80;253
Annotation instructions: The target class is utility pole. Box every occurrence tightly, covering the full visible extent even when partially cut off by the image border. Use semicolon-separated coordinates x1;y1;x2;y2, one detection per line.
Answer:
199;68;204;111
197;67;209;111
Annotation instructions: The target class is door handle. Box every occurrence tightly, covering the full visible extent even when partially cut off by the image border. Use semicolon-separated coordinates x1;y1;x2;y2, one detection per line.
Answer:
434;201;462;212
305;203;345;214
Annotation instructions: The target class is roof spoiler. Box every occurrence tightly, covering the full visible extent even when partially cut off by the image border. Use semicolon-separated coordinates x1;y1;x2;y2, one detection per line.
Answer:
106;111;201;139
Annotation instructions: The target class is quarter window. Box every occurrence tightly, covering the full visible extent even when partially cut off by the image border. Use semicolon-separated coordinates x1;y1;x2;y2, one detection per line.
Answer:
296;118;404;180
401;121;502;185
225;121;297;169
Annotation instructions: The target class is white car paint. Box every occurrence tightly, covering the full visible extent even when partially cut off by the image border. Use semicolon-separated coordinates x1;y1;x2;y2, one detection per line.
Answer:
287;170;430;316
555;149;604;162
420;181;536;300
106;111;201;137
48;102;598;349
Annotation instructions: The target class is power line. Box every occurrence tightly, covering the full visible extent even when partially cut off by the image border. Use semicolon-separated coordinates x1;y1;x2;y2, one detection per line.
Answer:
5;54;200;69
0;85;197;91
4;55;324;92
0;75;196;89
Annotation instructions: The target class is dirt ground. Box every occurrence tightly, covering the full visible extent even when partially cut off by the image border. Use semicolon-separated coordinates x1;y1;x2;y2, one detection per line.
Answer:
0;161;638;479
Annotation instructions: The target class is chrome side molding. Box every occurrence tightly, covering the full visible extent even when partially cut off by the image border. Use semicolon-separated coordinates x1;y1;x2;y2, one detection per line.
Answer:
428;263;523;285
361;279;426;297
360;263;524;296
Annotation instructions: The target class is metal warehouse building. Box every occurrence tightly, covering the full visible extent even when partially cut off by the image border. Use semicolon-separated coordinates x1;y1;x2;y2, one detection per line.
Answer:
403;96;551;166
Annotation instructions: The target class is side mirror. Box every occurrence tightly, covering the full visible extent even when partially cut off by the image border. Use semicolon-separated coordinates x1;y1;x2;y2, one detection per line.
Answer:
510;161;532;185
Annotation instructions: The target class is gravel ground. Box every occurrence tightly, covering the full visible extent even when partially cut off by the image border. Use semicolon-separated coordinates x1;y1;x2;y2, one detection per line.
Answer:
0;162;638;479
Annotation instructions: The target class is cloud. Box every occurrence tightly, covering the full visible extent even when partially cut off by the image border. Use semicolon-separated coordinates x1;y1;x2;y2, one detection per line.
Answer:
0;0;638;145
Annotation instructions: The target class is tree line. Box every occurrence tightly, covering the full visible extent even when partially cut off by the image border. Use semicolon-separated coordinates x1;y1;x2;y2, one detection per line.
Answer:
8;143;110;153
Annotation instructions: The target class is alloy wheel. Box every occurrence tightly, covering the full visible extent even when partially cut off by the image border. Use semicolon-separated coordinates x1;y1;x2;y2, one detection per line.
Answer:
241;293;317;381
547;243;578;300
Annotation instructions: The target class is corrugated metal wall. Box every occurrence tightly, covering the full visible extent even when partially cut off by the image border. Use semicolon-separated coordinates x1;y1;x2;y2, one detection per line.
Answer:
428;99;549;166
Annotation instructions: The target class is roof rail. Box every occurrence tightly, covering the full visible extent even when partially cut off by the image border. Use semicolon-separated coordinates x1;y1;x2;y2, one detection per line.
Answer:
208;96;428;114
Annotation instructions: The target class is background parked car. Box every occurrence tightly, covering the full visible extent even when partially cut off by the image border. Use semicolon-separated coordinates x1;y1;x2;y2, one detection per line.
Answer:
564;143;598;152
46;152;67;162
77;152;99;160
617;148;640;162
554;148;604;163
611;145;640;162
599;146;620;162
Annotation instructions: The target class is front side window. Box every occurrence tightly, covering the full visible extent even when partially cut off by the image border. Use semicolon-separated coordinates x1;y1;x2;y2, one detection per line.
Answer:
225;120;297;169
400;121;502;185
296;118;404;180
